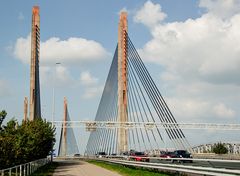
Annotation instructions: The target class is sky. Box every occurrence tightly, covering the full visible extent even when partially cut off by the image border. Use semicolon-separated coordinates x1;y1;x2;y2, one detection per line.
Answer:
0;0;240;153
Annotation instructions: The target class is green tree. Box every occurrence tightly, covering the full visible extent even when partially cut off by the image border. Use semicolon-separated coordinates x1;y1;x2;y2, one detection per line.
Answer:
20;119;56;162
0;110;7;131
0;111;56;169
212;143;228;154
0;118;18;167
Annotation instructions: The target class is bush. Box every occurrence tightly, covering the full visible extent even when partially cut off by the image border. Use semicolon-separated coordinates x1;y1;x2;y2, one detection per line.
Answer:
212;143;228;154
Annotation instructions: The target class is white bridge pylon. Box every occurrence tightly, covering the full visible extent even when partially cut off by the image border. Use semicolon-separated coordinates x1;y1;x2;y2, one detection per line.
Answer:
52;121;240;130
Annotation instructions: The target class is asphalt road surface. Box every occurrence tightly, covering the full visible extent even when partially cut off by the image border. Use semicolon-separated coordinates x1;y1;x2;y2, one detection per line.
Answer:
53;160;121;176
150;158;240;170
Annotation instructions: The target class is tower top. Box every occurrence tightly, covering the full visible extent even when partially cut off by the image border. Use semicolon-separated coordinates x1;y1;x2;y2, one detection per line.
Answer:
64;97;67;105
32;6;39;15
120;11;127;20
119;11;128;35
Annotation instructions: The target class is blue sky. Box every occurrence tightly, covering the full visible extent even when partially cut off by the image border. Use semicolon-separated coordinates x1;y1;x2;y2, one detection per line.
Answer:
1;0;240;153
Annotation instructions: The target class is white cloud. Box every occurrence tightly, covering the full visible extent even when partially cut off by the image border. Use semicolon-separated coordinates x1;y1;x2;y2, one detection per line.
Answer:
13;35;31;64
166;98;210;122
166;97;236;122
135;1;240;85
55;65;73;85
82;86;103;99
199;0;240;19
39;66;51;86
133;1;240;125
40;65;74;88
80;71;98;86
134;1;166;27
80;71;102;99
213;103;235;118
13;34;110;65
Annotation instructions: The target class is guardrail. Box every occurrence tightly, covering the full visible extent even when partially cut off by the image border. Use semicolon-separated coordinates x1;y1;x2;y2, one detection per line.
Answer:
193;153;240;160
102;158;240;176
0;158;50;176
77;155;240;176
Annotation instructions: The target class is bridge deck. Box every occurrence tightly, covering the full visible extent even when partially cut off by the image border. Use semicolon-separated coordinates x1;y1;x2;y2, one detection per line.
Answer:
53;160;121;176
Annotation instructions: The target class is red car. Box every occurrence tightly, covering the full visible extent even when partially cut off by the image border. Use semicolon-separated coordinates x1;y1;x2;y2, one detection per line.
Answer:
130;152;150;162
160;151;176;159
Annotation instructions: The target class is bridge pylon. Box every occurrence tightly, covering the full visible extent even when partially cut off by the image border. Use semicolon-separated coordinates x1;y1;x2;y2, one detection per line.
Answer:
117;11;128;154
29;6;41;120
24;97;28;121
58;97;79;156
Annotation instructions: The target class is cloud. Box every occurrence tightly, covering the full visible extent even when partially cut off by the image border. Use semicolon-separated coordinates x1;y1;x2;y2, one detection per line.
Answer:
55;65;74;85
135;1;240;85
39;66;51;86
199;0;240;19
167;97;236;121
213;103;235;118
40;65;74;88
13;34;110;65
134;1;167;27
80;71;98;86
166;98;210;122
82;86;103;99
133;0;240;126
80;71;102;99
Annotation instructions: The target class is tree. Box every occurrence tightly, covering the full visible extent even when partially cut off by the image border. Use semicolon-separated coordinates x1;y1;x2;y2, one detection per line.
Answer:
20;119;56;162
0;111;56;169
0;110;7;131
0;118;18;167
212;143;228;154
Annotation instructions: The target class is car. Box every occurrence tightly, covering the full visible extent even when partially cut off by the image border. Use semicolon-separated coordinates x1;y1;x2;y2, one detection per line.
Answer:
96;152;106;158
160;151;175;159
172;150;193;163
74;153;81;157
130;151;150;162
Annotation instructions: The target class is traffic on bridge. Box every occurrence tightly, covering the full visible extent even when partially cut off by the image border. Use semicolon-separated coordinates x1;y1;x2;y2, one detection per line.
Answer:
1;1;240;176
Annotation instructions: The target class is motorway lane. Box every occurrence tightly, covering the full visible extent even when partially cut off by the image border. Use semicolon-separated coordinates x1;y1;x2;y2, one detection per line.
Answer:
53;160;121;176
150;158;240;170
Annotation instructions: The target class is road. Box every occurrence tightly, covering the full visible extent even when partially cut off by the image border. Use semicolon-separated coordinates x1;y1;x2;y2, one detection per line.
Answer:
150;158;240;170
53;160;121;176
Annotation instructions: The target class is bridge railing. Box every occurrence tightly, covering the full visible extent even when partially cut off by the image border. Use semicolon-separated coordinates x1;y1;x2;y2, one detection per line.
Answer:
0;158;50;176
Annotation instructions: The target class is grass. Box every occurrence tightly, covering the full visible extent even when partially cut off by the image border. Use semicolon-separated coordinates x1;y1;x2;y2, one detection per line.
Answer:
30;162;59;176
88;160;172;176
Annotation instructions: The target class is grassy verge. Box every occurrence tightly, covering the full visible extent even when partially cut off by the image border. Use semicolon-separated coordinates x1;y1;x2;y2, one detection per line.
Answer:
88;160;172;176
30;162;59;176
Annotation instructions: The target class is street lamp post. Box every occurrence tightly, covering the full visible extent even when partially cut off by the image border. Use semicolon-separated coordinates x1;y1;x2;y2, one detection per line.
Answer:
52;62;61;127
51;62;60;161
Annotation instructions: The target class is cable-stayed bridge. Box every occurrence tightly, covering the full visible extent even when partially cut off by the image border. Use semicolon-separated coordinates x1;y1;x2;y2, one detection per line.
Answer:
57;12;190;156
16;6;240;176
56;12;240;158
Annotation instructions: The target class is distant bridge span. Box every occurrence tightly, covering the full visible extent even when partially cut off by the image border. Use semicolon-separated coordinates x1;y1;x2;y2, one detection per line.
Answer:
53;121;240;130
